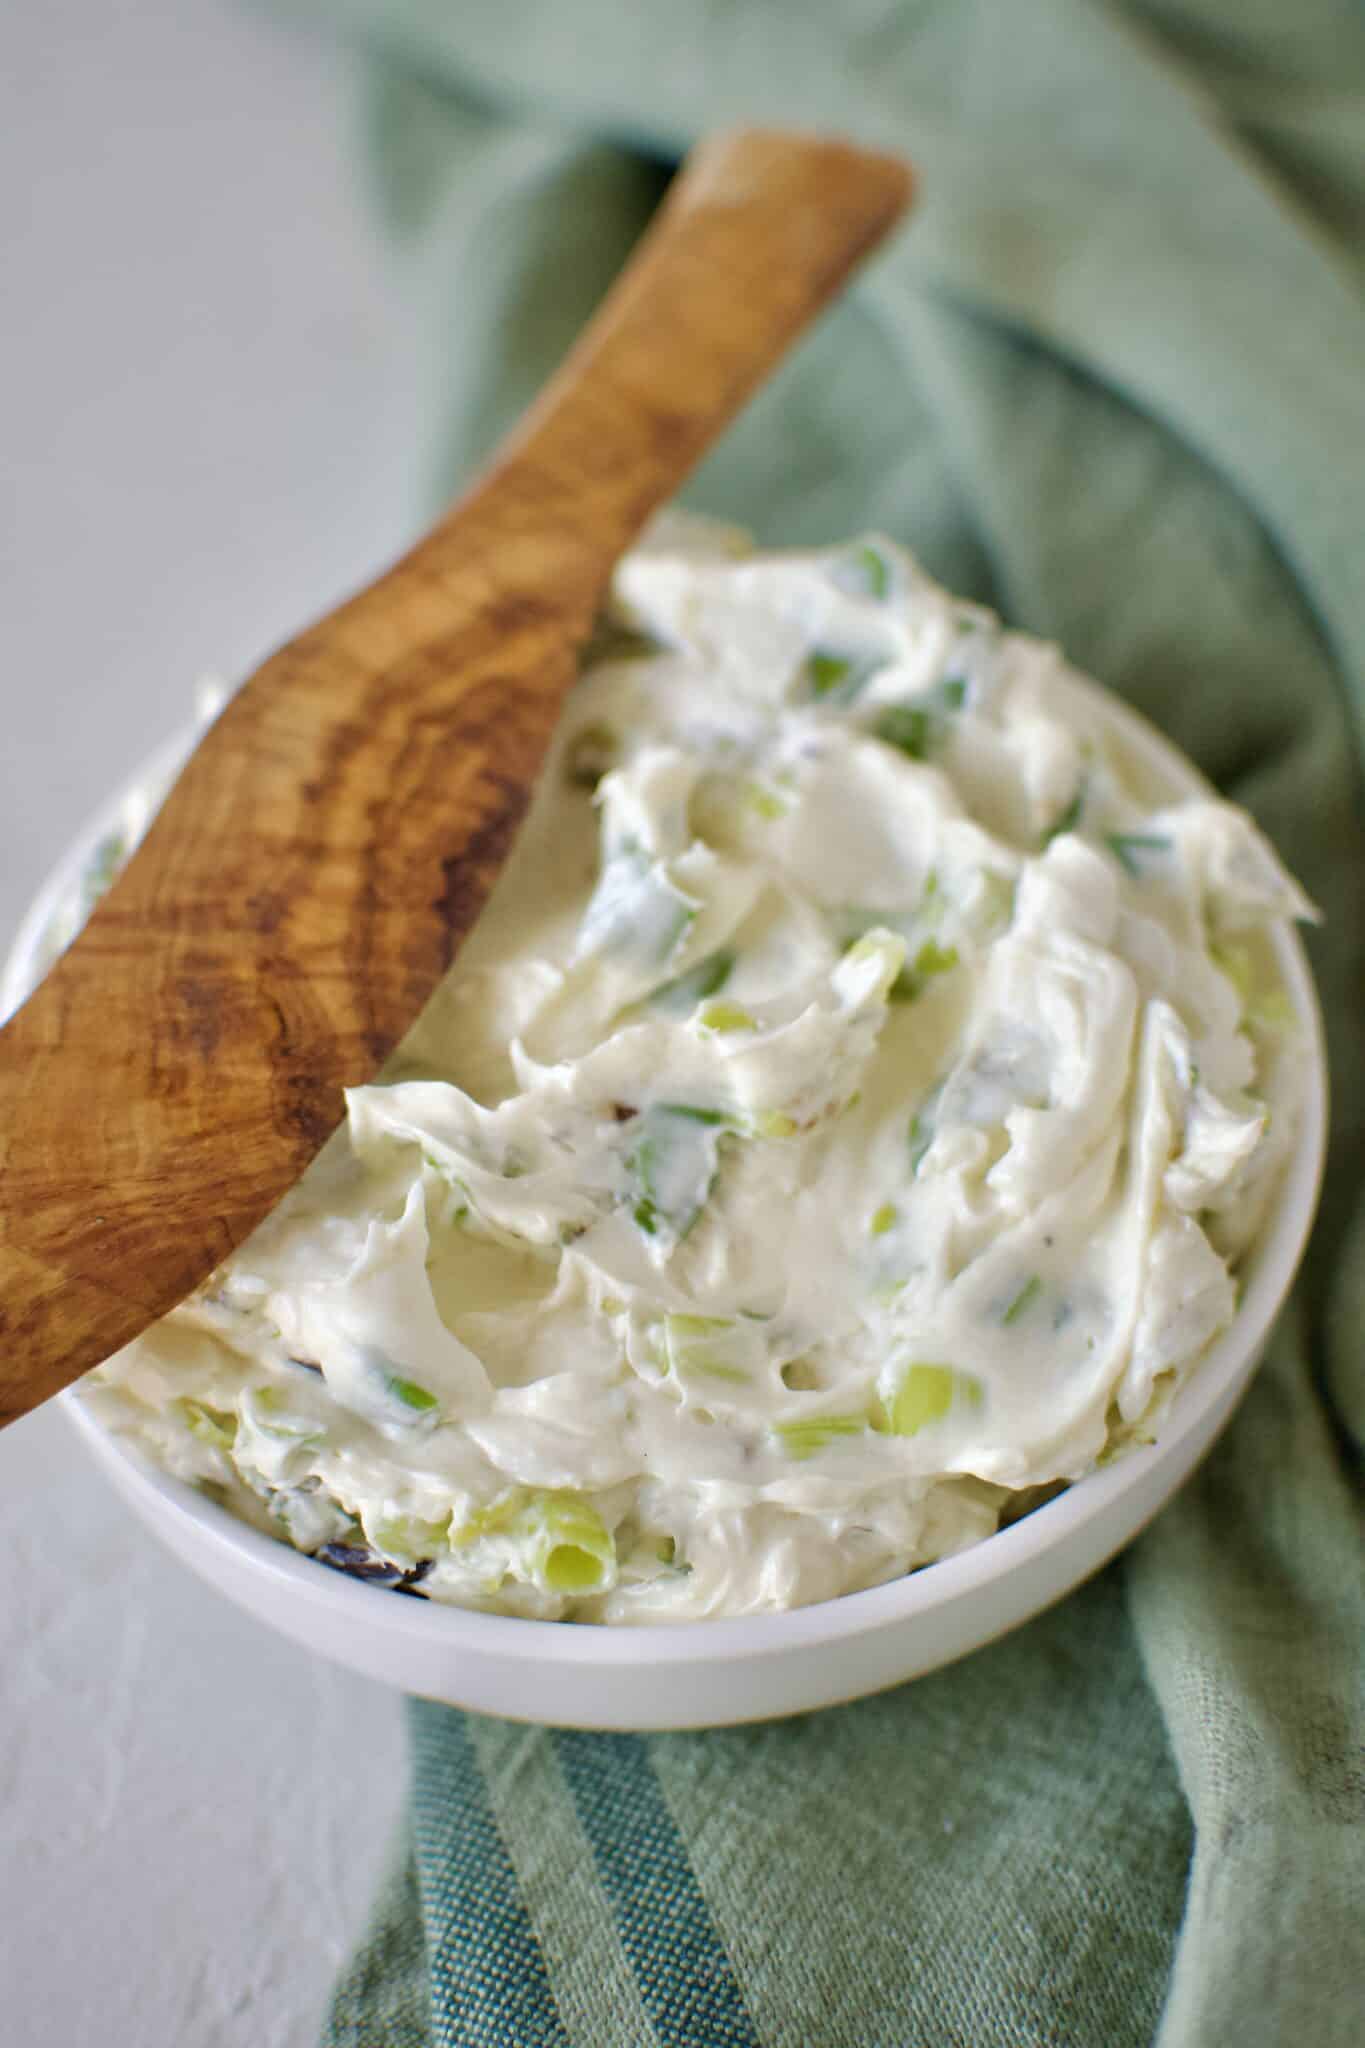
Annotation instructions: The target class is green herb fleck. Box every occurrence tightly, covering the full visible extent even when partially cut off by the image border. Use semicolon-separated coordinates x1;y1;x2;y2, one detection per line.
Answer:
664;1314;751;1384
1041;786;1085;846
666;1314;731;1339
1106;831;1171;877
880;1364;981;1436
370;1512;452;1563
177;1397;237;1450
745;781;789;820
1002;1274;1042;1326
699;999;757;1034
386;1375;439;1414
870;1202;899;1238
775;1413;868;1461
85;831;129;903
627;1105;726;1243
750;1109;799;1139
875;704;933;759
578;846;697;966
1210;941;1296;1031
890;938;960;1004
833;541;893;600
809;651;857;697
650;949;735;1015
874;676;968;761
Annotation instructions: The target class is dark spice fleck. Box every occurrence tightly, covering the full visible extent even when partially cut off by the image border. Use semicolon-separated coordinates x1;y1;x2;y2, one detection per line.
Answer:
315;1543;405;1585
315;1543;435;1593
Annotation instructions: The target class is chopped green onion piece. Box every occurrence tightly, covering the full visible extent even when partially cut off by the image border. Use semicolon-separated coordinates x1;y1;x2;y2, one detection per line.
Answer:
531;1495;616;1594
775;1413;868;1460
1258;989;1295;1029
650;949;735;1015
1105;831;1171;877
1211;942;1252;997
369;1513;451;1563
809;651;856;697
245;1385;326;1442
833;541;893;600
451;1489;530;1547
84;831;129;904
890;938;960;1004
874;676;968;761
917;937;958;978
803;645;886;704
657;1102;730;1125
870;1202;899;1237
453;1489;616;1596
177;1397;237;1450
627;1105;726;1243
1041;786;1085;846
970;870;1017;939
664;1313;751;1384
880;1364;981;1436
745;781;789;820
578;846;697;966
699;999;757;1034
1210;941;1296;1031
836;929;907;1007
1001;1274;1042;1325
907;1083;945;1175
875;704;933;759
386;1374;439;1415
667;1313;731;1338
750;1109;799;1139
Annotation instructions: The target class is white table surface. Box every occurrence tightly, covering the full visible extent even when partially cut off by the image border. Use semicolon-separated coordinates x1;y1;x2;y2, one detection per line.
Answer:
1;6;424;2042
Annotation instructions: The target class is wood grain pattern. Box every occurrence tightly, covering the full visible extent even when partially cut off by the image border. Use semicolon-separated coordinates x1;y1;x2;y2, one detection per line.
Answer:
0;128;913;1428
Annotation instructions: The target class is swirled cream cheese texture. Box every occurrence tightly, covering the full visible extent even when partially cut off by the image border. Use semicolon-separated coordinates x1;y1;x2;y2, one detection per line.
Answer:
85;530;1317;1620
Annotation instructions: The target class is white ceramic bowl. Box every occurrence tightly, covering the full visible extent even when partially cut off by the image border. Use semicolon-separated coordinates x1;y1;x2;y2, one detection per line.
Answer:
3;689;1327;1730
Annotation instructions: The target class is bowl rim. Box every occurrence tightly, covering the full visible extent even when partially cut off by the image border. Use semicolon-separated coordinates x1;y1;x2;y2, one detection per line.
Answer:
9;673;1329;1667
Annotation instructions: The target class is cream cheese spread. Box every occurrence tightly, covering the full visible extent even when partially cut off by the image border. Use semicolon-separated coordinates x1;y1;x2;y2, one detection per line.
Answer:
81;527;1317;1620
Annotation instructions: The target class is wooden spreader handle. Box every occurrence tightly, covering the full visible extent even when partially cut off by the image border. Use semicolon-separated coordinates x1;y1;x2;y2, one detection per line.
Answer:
0;128;913;1428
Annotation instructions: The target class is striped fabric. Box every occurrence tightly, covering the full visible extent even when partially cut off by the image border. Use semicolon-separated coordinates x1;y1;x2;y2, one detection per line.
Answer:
327;1709;765;2048
552;1735;757;2047
300;1;1365;2042
328;1577;1195;2046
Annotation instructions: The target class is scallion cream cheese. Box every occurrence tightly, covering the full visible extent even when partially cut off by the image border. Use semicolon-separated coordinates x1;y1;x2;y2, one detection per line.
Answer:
83;526;1317;1619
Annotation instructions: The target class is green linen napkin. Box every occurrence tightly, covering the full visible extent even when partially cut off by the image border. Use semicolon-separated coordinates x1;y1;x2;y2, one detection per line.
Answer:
268;4;1365;2042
